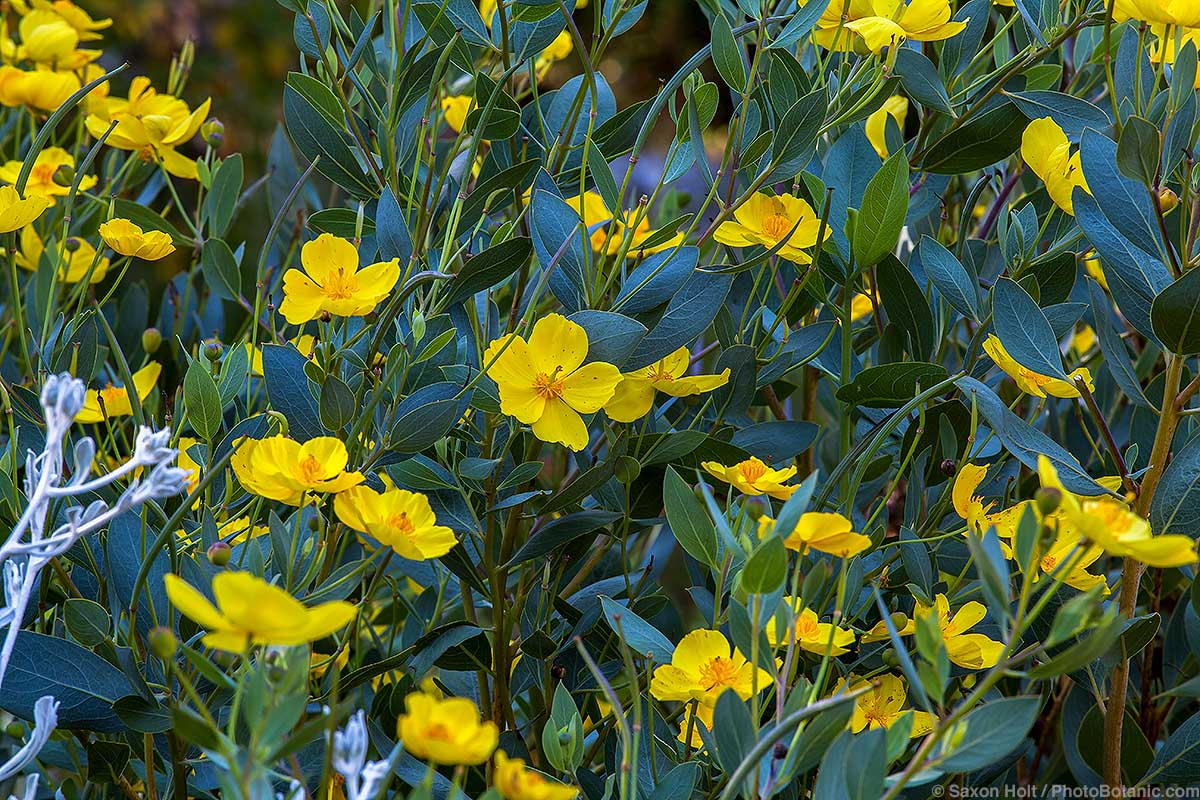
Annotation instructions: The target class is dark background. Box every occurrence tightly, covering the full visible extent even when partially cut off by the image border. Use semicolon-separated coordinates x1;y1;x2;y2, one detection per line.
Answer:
93;0;715;172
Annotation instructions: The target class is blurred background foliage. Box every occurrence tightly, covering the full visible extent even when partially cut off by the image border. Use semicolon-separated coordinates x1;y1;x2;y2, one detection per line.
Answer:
92;0;717;172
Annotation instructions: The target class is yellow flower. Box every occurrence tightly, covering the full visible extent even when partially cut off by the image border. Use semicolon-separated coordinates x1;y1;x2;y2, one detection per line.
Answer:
534;30;573;76
217;516;270;545
176;436;200;492
76;362;161;423
701;457;798;500
1038;530;1109;594
1021;118;1090;216
865;96;908;159
16;9;97;67
1083;250;1108;291
604;346;730;422
812;0;966;53
0;185;51;233
164;570;355;652
836;673;935;737
676;702;715;747
98;218;176;260
310;646;350;679
14;0;112;41
177;515;270;547
850;290;877;322
564;192;684;257
765;598;856;655
650;629;771;707
983;334;1094;398
441;94;474;134
231;435;364;505
85;76;211;180
712;192;830;265
1038;456;1198;568
483;314;622;451
1071;325;1096;357
14;226;110;284
334;484;457;560
494;751;578;800
918;594;1004;670
245;334;318;376
1146;26;1200;86
396;690;499;765
1113;0;1200;26
951;463;1030;545
0;147;94;202
279;233;401;324
0;66;80;111
758;511;872;558
862;612;915;643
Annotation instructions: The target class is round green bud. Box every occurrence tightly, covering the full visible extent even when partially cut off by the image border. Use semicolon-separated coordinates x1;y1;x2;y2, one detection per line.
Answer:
881;647;899;668
1159;187;1179;213
743;496;768;521
141;327;163;354
1035;487;1062;516
52;164;74;187
148;626;178;660
201;117;225;148
207;540;232;566
614;455;640;484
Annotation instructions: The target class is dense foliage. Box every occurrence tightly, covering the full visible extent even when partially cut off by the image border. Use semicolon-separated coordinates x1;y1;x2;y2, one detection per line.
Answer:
0;0;1199;797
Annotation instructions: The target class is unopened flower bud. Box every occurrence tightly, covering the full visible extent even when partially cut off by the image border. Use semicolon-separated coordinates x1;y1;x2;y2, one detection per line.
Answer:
772;742;788;760
201;117;224;148
614;455;640;485
142;327;162;354
52;164;74;187
1159;188;1178;213
1035;487;1062;516
881;647;899;668
743;496;768;521
4;722;23;738
203;342;222;363
207;540;232;566
551;664;567;680
148;626;178;659
939;458;956;476
63;236;82;253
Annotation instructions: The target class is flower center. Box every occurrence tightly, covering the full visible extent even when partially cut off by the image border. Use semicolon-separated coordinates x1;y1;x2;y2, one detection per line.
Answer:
697;657;739;691
386;512;415;537
296;454;324;484
648;365;672;382
1041;555;1057;572
533;370;566;400
738;460;766;482
860;699;891;727
796;615;820;638
98;385;123;405
761;213;793;242
323;269;359;300
862;708;888;726
422;723;455;742
31;163;56;186
1084;500;1135;535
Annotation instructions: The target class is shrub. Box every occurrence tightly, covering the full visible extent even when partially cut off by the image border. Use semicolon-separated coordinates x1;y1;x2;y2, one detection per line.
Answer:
0;0;1197;797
